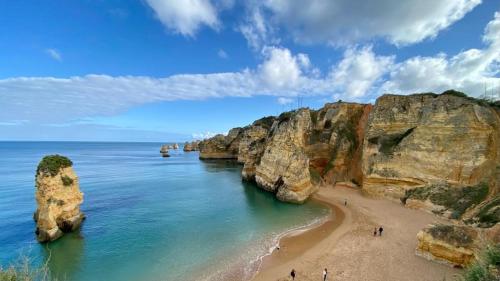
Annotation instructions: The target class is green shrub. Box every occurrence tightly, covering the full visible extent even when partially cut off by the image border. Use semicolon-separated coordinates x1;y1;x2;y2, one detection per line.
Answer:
428;224;474;247
441;89;468;98
403;183;489;219
61;175;73;186
477;197;500;227
37;155;73;177
459;244;500;281
309;110;318;125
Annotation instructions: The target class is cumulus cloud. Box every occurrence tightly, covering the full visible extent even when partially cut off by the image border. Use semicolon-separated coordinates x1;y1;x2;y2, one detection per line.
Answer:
3;12;500;126
330;46;394;98
244;0;480;46
45;49;62;61
381;12;500;96
145;0;221;36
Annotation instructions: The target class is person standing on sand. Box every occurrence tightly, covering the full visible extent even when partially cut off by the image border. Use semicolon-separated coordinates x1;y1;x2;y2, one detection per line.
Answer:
344;199;347;206
373;227;377;236
291;269;296;280
323;268;328;281
379;226;384;236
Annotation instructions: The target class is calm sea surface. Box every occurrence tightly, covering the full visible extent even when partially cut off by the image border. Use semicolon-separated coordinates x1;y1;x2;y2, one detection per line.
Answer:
0;141;329;281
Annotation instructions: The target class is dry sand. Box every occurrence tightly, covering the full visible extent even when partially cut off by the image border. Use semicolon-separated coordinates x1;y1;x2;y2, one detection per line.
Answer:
252;185;461;281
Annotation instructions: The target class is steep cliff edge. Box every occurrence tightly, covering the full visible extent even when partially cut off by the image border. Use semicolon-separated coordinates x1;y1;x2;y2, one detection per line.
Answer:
34;155;85;242
362;92;500;221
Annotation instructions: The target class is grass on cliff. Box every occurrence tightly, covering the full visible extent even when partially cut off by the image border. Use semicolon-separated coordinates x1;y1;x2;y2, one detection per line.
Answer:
60;175;73;186
476;197;500;227
427;224;474;247
403;183;489;219
459;244;500;281
37;155;73;177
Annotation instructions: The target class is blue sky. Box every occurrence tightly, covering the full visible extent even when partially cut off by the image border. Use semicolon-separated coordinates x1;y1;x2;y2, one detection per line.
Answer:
1;0;499;142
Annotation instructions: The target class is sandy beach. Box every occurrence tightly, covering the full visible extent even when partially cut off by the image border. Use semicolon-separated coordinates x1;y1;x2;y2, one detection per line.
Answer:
253;185;461;281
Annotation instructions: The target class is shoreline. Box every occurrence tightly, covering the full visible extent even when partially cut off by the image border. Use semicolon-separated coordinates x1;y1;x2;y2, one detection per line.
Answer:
253;196;345;276
252;185;460;281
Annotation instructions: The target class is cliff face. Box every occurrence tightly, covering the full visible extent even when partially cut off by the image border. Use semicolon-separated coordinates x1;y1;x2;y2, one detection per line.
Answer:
198;91;500;212
307;102;371;186
254;109;316;203
34;155;85;243
183;140;200;152
199;128;243;159
363;93;500;199
238;117;275;181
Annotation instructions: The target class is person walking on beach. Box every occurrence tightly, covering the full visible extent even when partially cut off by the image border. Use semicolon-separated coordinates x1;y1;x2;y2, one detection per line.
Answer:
344;199;347;206
373;227;377;236
290;269;296;280
323;268;328;281
379;226;384;236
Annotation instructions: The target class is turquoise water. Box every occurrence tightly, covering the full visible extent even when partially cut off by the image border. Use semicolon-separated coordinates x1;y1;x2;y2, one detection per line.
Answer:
0;142;329;281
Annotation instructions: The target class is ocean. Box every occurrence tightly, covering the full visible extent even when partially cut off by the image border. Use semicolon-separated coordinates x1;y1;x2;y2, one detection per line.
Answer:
0;141;329;281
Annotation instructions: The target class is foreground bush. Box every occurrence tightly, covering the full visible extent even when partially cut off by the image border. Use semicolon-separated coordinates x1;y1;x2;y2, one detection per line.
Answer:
0;257;58;281
460;244;500;281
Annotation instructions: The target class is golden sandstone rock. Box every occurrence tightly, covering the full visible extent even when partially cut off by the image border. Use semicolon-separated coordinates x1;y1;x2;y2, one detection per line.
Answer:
416;224;477;267
34;155;85;243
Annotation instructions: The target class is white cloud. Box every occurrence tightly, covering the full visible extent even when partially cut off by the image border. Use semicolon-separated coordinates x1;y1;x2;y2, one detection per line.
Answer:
145;0;220;36
277;97;294;105
3;13;500;126
258;46;312;89
244;0;480;46
192;131;219;139
217;49;228;59
330;46;394;98
45;49;62;61
238;3;280;51
381;12;500;96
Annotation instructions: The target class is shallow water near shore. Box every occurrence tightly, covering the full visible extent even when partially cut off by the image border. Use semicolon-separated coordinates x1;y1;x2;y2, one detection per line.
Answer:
0;141;329;281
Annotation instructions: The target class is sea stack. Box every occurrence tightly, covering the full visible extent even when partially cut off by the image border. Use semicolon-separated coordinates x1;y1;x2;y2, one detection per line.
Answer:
160;144;169;153
34;155;85;243
173;143;179;150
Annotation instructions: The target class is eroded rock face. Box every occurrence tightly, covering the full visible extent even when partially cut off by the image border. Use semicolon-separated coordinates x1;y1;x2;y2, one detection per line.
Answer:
254;109;316;203
199;128;243;159
239;117;275;181
34;155;84;242
416;224;478;267
183;140;200;152
307;103;371;186
362;93;500;202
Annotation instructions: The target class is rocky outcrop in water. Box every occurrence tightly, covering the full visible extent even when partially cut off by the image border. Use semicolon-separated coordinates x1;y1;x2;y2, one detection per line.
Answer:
34;155;85;243
183;140;200;152
160;145;169;153
199;128;244;159
173;143;179;150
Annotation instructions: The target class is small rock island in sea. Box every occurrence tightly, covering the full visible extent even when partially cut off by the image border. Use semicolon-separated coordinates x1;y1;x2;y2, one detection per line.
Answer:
34;155;85;242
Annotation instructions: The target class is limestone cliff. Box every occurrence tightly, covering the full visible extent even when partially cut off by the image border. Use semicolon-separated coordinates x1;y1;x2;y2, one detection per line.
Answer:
362;92;500;224
254;109;316;203
416;224;478;267
34;155;85;243
199;128;244;159
238;117;275;181
183;140;200;152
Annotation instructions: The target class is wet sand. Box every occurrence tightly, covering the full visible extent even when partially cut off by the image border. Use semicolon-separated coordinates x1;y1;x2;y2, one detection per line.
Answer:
252;185;461;281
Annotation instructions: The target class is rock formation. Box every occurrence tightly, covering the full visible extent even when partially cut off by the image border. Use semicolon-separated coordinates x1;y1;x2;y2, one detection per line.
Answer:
173;143;179;150
416;224;478;267
199;128;244;159
183;140;200;152
160;144;169;153
362;92;500;207
34;155;85;243
198;90;500;214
